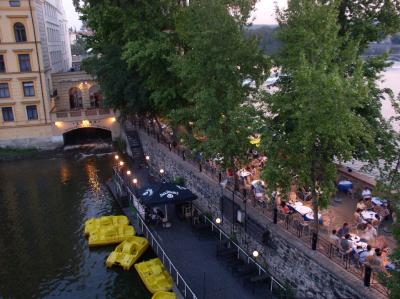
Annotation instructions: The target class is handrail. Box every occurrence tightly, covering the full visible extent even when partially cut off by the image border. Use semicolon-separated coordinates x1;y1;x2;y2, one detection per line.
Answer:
113;167;198;299
200;212;287;294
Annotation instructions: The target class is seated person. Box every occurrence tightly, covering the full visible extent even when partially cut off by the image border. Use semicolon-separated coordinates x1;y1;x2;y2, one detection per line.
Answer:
280;201;292;214
362;187;372;200
361;223;378;242
364;198;373;210
329;229;340;245
340;234;353;254
337;223;350;238
353;208;364;225
299;186;312;201
377;205;390;220
356;198;366;210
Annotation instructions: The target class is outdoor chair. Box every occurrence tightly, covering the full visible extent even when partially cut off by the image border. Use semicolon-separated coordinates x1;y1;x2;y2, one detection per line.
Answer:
292;214;309;237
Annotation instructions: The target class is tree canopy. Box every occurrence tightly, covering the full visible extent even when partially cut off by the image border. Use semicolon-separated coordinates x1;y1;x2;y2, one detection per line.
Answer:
261;0;398;244
171;0;269;170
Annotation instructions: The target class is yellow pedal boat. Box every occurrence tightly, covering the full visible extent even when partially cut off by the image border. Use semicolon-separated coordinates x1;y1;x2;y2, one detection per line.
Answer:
106;236;149;270
88;225;135;247
84;215;129;236
135;258;173;294
152;291;177;299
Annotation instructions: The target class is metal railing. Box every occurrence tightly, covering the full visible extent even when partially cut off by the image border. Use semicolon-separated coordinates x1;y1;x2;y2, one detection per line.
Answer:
199;212;288;297
51;107;112;119
113;167;198;299
135;118;389;296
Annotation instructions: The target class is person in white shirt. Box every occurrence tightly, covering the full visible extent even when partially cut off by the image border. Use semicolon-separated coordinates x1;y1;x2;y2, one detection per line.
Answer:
330;229;340;245
362;187;372;200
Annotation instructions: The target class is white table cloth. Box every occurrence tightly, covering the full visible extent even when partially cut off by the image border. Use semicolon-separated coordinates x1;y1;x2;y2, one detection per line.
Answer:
361;211;378;221
238;170;252;178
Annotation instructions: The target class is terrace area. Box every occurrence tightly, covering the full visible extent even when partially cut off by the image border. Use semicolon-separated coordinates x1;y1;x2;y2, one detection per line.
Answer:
133;117;397;297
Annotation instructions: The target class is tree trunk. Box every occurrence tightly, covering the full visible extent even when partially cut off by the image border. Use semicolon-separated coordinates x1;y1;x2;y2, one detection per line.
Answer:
230;156;240;191
310;157;319;250
311;189;319;250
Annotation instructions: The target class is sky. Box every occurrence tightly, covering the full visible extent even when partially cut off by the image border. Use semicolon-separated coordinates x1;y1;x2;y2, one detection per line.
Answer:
64;0;288;29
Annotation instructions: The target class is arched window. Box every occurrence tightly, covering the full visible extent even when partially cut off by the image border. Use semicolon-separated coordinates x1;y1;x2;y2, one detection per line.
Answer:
14;22;27;42
89;85;103;108
69;87;83;109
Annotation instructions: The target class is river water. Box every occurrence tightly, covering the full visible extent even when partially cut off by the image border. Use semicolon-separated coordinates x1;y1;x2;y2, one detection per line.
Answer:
381;61;400;132
0;156;150;299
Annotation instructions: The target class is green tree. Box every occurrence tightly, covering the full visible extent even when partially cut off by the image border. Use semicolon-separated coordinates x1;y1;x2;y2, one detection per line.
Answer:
171;0;269;188
337;0;400;52
71;35;88;56
262;0;397;249
75;0;185;120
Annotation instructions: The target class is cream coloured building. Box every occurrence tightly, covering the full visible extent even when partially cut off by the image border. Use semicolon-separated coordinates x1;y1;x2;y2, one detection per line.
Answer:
0;0;57;148
0;0;114;149
50;71;119;144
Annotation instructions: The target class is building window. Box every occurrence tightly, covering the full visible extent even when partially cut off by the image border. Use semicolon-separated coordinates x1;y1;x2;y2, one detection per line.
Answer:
69;87;83;109
26;105;38;120
18;54;31;72
0;55;5;73
2;107;14;122
89;85;103;108
14;22;27;42
0;83;10;98
23;81;35;97
9;0;20;7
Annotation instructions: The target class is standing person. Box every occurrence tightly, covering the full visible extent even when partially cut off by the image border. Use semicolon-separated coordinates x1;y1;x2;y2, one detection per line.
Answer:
337;223;350;238
365;249;384;273
359;245;374;264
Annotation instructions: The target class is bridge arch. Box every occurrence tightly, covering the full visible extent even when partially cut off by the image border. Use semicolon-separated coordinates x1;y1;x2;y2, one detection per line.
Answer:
62;127;112;145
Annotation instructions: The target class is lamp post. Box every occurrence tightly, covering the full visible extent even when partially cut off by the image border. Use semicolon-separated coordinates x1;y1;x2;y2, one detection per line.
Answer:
231;188;235;235
132;178;138;195
215;217;222;225
242;189;247;241
252;250;259;258
160;168;165;182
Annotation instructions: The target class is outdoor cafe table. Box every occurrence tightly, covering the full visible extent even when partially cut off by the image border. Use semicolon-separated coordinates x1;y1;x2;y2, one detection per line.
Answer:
304;211;323;223
361;210;379;222
372;197;388;206
337;180;353;192
349;234;368;251
251;180;265;188
288;202;311;215
238;169;252;178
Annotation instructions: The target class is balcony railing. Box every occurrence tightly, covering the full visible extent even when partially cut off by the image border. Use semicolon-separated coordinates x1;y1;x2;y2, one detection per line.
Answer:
51;107;112;120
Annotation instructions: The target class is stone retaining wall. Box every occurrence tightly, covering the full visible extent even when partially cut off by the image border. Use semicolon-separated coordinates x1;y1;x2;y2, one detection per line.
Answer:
137;129;386;299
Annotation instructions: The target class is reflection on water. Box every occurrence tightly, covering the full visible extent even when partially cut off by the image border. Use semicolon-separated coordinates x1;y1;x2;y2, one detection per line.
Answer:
0;157;150;299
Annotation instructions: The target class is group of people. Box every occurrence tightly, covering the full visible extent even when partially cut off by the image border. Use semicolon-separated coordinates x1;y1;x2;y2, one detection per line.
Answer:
330;221;390;273
353;187;390;229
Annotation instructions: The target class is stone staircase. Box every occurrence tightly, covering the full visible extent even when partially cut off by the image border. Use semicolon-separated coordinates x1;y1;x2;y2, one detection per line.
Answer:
124;122;146;166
